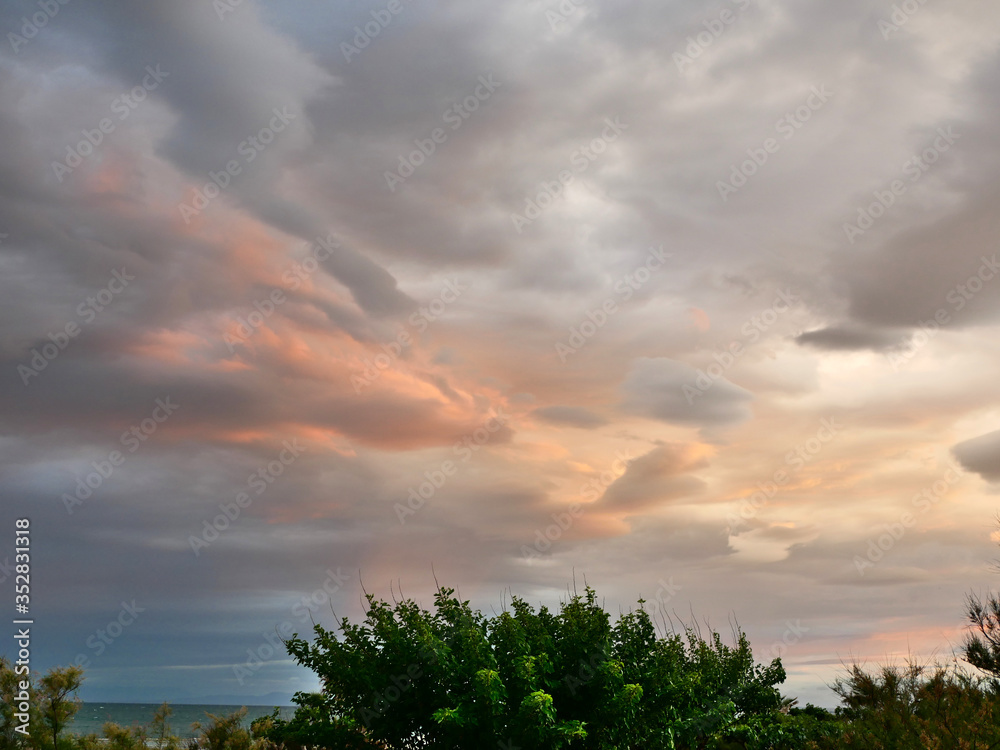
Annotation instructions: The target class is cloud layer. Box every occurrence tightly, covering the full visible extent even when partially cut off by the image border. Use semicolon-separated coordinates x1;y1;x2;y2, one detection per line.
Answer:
1;0;999;708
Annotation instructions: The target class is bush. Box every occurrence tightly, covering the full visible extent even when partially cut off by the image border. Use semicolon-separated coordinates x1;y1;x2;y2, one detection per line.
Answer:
274;582;825;749
827;659;1000;749
0;657;83;750
189;708;262;750
100;721;149;750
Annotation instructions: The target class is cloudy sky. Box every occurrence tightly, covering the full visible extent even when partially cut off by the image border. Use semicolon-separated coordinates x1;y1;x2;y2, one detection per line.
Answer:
2;0;1000;708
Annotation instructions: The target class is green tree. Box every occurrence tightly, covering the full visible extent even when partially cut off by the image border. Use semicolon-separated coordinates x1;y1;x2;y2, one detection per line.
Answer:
36;665;84;750
100;720;149;750
1;659;84;750
827;659;1000;749
961;517;1000;679
149;702;182;750
191;708;254;750
251;698;371;750
68;702;181;750
1;656;36;750
277;582;800;749
963;589;1000;678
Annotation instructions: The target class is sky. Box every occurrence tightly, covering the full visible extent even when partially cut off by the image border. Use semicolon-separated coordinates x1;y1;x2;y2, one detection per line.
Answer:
1;0;1000;709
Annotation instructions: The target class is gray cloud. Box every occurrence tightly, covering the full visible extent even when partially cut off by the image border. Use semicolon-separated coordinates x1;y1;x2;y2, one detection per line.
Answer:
953;429;1000;482
600;445;707;512
620;358;753;427
795;326;906;352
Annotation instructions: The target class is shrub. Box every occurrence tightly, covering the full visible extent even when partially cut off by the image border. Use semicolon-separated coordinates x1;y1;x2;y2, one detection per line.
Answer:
827;659;1000;749
276;582;811;749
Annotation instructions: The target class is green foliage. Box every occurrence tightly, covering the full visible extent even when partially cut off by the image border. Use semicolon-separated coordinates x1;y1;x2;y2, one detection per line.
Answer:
99;720;149;750
88;704;255;750
149;702;183;750
16;572;1000;750
1;659;274;750
278;582;806;749
0;656;35;750
67;734;103;750
250;701;369;750
826;659;1000;749
36;665;84;750
42;666;83;750
190;708;255;750
86;702;180;750
0;658;84;750
706;705;844;750
963;589;1000;677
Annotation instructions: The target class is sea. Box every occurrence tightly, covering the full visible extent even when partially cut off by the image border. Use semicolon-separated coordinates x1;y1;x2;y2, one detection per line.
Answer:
66;703;296;740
